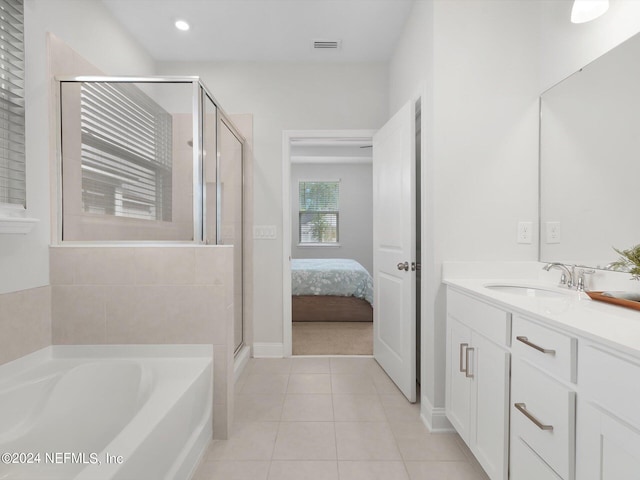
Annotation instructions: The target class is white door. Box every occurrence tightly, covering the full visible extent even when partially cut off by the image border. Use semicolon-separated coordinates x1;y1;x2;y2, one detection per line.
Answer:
372;101;416;402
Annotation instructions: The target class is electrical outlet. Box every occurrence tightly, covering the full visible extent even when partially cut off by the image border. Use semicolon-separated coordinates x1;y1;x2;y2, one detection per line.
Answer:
517;221;533;244
545;222;561;244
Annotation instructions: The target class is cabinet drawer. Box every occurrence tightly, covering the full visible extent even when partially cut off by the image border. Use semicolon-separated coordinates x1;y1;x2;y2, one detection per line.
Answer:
581;344;640;430
447;289;511;346
513;316;577;383
511;358;575;480
511;436;563;480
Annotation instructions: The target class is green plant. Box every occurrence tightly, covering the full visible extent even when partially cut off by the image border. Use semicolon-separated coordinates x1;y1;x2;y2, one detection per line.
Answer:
611;244;640;280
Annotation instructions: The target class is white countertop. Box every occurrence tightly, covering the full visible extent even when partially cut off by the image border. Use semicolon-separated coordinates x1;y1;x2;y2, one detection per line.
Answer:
444;277;640;358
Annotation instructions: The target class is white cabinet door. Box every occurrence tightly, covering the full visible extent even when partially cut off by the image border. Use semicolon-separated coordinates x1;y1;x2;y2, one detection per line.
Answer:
471;332;510;480
577;401;640;480
446;317;471;443
372;100;416;402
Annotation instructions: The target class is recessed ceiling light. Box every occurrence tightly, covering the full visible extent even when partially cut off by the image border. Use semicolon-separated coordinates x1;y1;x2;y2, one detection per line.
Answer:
175;19;190;31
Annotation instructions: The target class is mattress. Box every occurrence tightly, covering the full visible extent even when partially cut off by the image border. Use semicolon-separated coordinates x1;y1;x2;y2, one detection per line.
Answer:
291;258;374;305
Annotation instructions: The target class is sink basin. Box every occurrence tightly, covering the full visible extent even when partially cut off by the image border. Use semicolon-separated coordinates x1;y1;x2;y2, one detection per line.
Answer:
484;284;568;298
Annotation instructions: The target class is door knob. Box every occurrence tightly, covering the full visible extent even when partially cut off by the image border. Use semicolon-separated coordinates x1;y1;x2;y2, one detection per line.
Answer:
397;261;409;271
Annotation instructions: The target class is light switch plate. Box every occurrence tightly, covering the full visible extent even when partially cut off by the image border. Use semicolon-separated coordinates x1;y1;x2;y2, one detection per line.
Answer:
253;225;277;239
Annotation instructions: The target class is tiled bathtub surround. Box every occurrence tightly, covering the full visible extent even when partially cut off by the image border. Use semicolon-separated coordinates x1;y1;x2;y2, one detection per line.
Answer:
0;286;51;365
49;245;234;439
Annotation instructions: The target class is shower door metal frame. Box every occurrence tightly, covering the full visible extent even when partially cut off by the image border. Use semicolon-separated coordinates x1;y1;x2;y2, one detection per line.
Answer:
55;75;247;353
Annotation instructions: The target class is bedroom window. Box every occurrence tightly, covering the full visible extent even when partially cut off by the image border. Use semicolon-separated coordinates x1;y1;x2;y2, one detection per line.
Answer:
298;180;339;244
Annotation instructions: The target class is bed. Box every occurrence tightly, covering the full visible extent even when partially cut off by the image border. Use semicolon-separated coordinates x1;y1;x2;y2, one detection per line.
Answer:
291;258;373;322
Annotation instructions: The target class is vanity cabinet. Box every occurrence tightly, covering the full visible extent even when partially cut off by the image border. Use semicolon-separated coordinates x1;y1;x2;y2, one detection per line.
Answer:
446;290;511;480
445;281;640;480
576;343;640;479
510;316;577;480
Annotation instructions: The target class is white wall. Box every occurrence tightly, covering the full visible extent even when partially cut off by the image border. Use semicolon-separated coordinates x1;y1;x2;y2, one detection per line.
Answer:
390;0;541;428
291;163;373;274
156;61;388;346
0;0;156;294
389;0;640;429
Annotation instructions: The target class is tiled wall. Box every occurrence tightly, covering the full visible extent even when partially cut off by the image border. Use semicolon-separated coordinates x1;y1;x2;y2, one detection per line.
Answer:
49;245;234;439
0;286;51;365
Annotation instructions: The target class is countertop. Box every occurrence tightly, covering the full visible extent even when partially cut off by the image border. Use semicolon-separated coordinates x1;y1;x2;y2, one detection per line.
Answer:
444;277;640;358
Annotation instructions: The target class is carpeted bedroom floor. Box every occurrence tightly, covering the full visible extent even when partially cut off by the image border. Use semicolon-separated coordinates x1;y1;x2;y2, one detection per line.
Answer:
292;321;373;355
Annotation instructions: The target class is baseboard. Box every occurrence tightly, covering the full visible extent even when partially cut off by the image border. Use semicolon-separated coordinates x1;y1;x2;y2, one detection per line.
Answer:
234;345;251;384
420;393;455;433
252;342;284;358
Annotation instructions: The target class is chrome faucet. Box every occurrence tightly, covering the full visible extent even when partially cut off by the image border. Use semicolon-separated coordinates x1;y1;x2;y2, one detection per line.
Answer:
543;263;575;288
543;263;595;291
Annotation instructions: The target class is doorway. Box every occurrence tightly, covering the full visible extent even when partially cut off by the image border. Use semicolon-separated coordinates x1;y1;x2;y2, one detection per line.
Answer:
283;97;423;402
282;130;376;357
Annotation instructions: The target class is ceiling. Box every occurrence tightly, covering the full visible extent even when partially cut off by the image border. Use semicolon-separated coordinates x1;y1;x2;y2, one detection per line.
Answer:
101;0;414;63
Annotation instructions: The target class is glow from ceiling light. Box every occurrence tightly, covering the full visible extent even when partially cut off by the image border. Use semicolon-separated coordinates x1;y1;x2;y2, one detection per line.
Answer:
175;19;190;31
571;0;609;23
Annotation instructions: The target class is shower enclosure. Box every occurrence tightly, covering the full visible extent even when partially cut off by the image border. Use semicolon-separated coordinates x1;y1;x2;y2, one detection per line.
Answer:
57;77;246;354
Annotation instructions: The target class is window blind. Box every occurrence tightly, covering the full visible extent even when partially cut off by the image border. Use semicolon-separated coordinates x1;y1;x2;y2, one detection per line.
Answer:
80;82;172;221
298;181;339;244
0;0;24;207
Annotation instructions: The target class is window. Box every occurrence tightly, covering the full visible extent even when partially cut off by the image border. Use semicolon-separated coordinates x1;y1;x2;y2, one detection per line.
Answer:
0;0;25;208
298;181;339;244
79;82;172;221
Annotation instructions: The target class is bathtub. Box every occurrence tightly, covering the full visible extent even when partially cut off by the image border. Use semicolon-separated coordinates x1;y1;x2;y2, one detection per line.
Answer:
0;345;213;480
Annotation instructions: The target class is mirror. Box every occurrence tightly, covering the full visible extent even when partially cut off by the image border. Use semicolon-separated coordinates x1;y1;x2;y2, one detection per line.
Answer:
539;32;640;269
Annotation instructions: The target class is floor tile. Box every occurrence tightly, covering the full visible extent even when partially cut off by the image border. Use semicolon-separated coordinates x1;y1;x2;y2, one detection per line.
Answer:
382;399;422;423
207;423;278;460
335;422;401;460
287;373;332;394
332;394;386;421
250;358;293;375
273;422;337;460
404;461;489;480
268;460;339;480
338;461;410;480
235;394;284;423
388;421;431;439
240;373;289;394
396;433;467;461
291;357;331;374
193;357;491;480
330;357;376;374
281;394;334;421
331;374;377;394
193;460;270;480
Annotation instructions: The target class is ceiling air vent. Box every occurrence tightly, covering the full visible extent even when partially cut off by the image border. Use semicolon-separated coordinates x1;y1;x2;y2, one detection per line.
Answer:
313;39;342;50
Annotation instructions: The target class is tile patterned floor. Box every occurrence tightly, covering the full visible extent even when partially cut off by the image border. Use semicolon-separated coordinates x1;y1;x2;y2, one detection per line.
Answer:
193;357;490;480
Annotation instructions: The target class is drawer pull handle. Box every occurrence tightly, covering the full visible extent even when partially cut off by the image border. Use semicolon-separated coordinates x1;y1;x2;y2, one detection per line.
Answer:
465;347;474;378
516;336;556;355
459;343;468;373
514;402;553;431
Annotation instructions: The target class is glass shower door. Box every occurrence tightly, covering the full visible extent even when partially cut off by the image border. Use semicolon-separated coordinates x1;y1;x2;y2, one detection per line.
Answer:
218;118;244;353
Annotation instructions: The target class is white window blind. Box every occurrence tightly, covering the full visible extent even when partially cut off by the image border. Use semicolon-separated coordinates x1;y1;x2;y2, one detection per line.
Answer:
0;0;24;207
298;181;339;244
80;82;172;221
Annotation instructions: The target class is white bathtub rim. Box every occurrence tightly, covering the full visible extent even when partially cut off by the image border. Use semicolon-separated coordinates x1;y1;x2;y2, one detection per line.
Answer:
0;345;214;480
